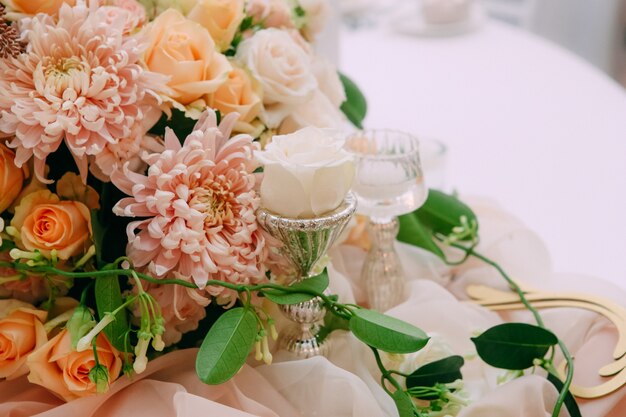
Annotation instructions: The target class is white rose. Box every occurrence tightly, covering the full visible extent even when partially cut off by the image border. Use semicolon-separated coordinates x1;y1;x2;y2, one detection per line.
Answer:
312;56;346;108
278;90;344;133
255;127;354;218
236;28;317;127
278;57;345;133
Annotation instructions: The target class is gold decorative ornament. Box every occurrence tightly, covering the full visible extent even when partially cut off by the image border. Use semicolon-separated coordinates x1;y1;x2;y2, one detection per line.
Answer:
467;283;626;398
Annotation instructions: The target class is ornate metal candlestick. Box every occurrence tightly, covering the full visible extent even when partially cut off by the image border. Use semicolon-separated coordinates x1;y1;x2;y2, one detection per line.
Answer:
257;193;357;358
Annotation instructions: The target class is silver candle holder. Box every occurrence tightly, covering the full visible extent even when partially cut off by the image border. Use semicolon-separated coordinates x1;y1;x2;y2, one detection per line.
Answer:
257;193;357;358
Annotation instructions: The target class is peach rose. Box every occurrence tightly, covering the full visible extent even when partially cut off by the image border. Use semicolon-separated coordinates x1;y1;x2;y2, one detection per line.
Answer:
144;9;232;105
27;329;122;401
11;190;92;260
0;300;47;380
0;143;24;213
187;0;245;52
3;0;75;15
207;64;262;132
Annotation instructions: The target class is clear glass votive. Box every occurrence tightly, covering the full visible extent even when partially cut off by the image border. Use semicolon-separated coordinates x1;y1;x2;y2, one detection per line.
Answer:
345;129;428;311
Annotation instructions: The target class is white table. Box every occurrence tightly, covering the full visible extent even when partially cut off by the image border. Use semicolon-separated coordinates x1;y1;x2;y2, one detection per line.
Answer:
339;18;626;288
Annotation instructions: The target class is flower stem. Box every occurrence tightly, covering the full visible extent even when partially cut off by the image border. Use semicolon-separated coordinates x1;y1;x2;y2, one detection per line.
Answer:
371;346;403;393
447;242;573;417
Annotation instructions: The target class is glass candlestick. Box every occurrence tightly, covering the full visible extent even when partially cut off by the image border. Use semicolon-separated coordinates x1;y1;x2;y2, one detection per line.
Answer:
345;129;427;311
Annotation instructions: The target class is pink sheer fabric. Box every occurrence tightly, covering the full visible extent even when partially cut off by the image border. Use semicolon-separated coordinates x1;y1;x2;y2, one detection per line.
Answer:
2;197;624;416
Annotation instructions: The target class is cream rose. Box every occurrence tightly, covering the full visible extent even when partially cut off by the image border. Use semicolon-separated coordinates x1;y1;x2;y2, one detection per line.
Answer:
27;329;122;401
236;28;317;127
299;0;331;40
4;0;74;15
278;90;344;133
0;300;47;380
207;64;262;133
11;190;92;260
312;57;346;108
0;143;24;213
278;57;345;132
144;9;231;105
255;127;354;218
187;0;245;52
246;0;294;28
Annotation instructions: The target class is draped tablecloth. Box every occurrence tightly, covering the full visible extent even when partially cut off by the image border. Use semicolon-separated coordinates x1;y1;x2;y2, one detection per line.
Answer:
3;197;625;417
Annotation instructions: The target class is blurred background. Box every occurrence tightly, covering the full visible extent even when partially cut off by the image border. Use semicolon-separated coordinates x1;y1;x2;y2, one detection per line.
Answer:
485;0;625;84
334;0;626;86
327;0;626;287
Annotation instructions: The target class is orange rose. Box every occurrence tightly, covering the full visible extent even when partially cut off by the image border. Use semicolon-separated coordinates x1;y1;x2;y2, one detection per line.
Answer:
144;9;231;105
27;329;122;401
0;143;24;213
0;300;47;380
207;64;262;132
3;0;75;15
11;190;92;260
187;0;245;52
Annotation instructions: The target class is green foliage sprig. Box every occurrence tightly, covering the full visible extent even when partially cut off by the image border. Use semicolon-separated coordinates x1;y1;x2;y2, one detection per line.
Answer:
2;186;581;417
399;189;580;417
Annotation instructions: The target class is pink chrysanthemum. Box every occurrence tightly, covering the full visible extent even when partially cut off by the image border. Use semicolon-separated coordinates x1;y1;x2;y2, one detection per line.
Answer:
112;110;270;298
0;2;167;182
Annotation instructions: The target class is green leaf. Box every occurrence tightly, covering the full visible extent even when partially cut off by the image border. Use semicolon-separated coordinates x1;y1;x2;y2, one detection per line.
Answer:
196;307;258;385
317;310;350;342
397;212;445;259
349;309;429;354
339;72;367;129
90;210;106;266
547;373;582;417
239;15;254;32
392;390;416;417
92;184;132;264
262;269;329;305
471;323;558;370
95;275;130;352
175;301;233;349
414;189;478;239
406;355;464;399
149;108;197;141
67;305;96;349
0;237;16;253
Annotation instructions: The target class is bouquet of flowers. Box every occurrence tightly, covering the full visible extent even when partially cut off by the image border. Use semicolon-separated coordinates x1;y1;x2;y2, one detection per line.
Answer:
0;0;370;399
0;1;582;416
